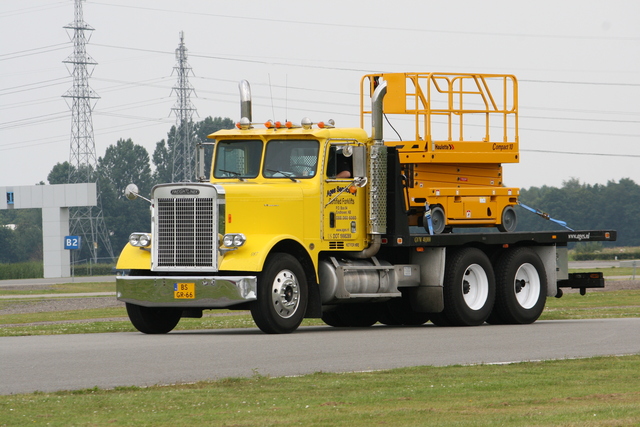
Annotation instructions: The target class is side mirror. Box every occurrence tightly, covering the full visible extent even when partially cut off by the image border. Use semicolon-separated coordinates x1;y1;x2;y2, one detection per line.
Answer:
352;145;367;179
125;184;139;200
124;184;151;203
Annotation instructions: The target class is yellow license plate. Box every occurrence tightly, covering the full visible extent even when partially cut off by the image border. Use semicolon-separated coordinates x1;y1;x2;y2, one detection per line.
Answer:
174;282;195;299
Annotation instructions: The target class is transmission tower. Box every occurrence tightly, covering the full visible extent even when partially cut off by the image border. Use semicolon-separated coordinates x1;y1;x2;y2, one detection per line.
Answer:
62;0;114;263
171;31;198;182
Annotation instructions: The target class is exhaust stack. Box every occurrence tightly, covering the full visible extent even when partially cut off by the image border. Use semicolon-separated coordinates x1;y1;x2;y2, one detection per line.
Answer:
368;80;388;237
239;80;252;122
350;80;388;260
371;80;387;142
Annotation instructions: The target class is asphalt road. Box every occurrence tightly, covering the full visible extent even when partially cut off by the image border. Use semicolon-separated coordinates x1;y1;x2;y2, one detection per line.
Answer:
2;318;640;395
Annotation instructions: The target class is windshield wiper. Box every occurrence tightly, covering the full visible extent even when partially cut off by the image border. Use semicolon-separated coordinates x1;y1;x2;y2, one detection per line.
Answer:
267;169;298;182
219;169;246;181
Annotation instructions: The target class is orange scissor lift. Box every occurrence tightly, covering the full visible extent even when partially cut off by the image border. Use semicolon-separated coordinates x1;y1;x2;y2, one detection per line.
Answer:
361;72;520;233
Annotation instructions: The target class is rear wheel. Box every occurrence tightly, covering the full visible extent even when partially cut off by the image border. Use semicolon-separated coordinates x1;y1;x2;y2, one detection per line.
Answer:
250;253;308;334
441;248;495;326
491;248;547;324
125;303;181;334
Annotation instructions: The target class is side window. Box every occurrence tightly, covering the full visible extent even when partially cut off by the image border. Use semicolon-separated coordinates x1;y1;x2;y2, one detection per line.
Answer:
213;140;262;178
264;140;319;178
326;146;353;179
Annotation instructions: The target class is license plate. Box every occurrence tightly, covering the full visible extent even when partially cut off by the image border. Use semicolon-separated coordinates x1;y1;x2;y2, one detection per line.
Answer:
174;282;195;299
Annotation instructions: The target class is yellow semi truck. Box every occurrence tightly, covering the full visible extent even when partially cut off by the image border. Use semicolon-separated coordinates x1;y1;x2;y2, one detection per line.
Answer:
116;72;615;334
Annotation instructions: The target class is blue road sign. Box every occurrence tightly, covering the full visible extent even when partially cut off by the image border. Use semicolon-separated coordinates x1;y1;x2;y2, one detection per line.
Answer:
64;235;81;250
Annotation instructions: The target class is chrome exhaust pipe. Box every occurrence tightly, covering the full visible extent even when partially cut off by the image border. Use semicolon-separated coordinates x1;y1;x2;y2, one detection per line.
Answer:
239;80;252;121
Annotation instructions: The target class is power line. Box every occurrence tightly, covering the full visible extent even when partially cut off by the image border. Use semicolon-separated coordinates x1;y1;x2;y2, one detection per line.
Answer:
0;77;69;95
90;2;640;42
0;43;71;60
0;2;67;18
521;79;640;88
522;149;640;158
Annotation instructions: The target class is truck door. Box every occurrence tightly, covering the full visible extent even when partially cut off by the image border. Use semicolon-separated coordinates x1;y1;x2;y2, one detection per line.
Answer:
322;143;367;250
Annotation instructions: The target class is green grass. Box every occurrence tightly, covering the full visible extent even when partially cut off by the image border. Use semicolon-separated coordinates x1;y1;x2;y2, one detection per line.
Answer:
1;355;639;426
542;289;640;320
0;281;115;296
1;277;639;425
569;267;640;277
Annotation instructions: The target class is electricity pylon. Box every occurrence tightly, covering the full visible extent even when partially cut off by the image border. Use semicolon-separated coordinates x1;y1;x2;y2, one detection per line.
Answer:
62;0;114;263
171;31;198;182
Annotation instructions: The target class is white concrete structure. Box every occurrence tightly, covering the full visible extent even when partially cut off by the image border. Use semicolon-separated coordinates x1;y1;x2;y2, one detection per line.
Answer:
1;184;97;278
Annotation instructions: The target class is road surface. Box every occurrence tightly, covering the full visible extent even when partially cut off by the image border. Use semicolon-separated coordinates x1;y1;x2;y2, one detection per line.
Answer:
2;318;639;395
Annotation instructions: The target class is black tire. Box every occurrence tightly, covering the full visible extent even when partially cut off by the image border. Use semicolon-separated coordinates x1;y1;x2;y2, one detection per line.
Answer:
379;297;430;326
428;311;451;326
338;304;378;327
250;253;308;334
497;206;517;232
321;308;347;327
322;304;377;327
491;247;547;324
441;247;495;326
125;303;181;334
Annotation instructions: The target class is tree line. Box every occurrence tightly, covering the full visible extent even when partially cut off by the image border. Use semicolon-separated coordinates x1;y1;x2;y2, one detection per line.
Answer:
515;177;638;247
0;125;635;263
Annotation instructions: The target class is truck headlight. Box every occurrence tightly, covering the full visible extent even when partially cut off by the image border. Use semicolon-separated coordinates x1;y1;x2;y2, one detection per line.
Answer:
222;233;246;248
129;232;151;247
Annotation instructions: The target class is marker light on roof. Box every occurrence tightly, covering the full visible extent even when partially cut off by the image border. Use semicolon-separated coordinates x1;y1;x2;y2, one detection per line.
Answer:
318;119;335;129
237;117;252;130
301;117;313;129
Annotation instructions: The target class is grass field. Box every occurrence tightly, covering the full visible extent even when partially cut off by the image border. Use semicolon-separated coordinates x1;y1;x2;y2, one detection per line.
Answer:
1;273;639;426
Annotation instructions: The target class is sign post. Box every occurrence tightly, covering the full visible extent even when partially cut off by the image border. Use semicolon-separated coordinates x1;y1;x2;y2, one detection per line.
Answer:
64;236;82;280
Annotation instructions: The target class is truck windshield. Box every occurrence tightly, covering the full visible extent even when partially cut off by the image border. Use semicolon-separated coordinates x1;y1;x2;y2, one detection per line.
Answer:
263;139;319;179
213;140;262;179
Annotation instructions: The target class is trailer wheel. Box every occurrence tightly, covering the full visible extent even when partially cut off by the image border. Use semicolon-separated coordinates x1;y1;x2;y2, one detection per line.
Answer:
497;206;517;232
125;303;181;334
491;247;547;324
250;253;308;334
441;248;495;326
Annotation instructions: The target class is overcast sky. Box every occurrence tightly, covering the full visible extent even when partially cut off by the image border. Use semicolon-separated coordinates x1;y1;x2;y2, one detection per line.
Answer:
1;0;639;190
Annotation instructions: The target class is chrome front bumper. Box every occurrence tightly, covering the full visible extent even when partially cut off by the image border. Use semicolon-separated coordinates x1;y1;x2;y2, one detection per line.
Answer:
116;275;257;308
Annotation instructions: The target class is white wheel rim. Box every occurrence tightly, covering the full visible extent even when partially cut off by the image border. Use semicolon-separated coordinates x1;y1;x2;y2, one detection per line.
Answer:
271;269;300;319
514;263;541;309
461;264;489;310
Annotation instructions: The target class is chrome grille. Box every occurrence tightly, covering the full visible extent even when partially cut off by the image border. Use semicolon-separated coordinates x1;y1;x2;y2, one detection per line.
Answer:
156;197;215;268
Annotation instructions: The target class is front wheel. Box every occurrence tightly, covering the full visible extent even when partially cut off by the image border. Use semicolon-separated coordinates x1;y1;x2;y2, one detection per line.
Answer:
490;247;547;324
125;303;181;334
251;253;308;334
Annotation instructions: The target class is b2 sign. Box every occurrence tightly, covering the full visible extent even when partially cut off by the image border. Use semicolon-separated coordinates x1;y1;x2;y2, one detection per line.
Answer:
64;236;81;250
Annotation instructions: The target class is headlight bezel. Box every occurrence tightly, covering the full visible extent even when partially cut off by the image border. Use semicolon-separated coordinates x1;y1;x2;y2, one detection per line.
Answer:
221;233;246;248
129;232;152;248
